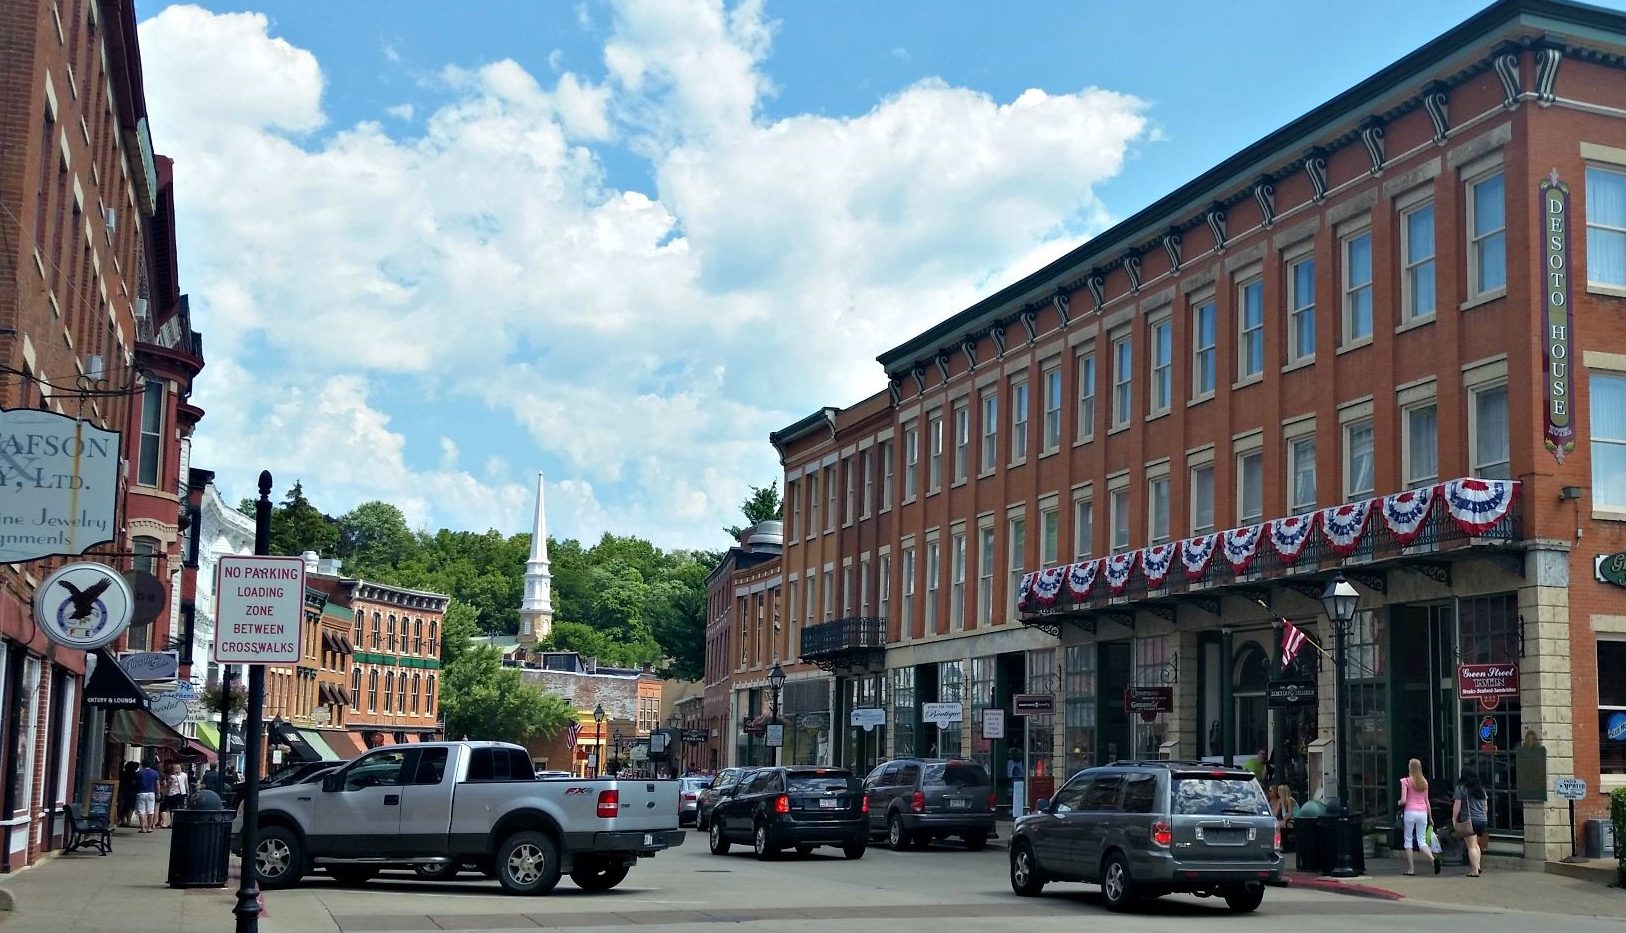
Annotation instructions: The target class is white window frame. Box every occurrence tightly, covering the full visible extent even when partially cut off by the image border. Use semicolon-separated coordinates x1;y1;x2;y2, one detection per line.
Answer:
1190;463;1216;534
1587;165;1626;290
1401;200;1437;321
1111;333;1133;429
924;540;940;633
1077;352;1097;441
1402;401;1439;489
843;457;855;525
1469;380;1511;480
977;523;995;627
1073;495;1094;560
1467;169;1507;299
861;450;874;518
1042;366;1063;452
904;424;920;501
1343;229;1373;345
807;471;820;538
1593;372;1626;511
1109;484;1131;553
901;547;917;638
1040;503;1060;568
1238;277;1265;380
1007;515;1026;618
878;554;892;628
1344;417;1375;501
790;479;801;538
1191;298;1216;400
950;531;967;631
1288;254;1316;364
825;465;837;532
953;404;970;483
1288;436;1317;515
1147;474;1171;544
137;379;164;486
1238;450;1264;524
1011;378;1029;463
881;441;895;511
980;392;998;474
1149;316;1173;416
928;413;944;493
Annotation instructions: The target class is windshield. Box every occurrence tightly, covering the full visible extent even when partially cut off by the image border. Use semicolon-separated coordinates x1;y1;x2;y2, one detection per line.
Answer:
787;771;855;794
1171;776;1271;816
924;762;990;787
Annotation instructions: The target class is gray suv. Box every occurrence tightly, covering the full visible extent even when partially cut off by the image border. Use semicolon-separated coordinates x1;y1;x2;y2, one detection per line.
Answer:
863;758;995;850
1008;761;1280;913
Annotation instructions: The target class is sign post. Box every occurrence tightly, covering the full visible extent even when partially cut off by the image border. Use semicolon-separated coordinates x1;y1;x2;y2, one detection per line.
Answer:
1554;777;1588;862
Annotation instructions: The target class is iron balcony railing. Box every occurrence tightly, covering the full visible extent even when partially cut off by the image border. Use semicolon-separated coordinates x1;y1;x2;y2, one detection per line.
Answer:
799;615;888;659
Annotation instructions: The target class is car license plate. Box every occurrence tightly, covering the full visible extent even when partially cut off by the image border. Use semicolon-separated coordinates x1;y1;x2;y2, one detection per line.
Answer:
949;798;969;809
644;834;654;846
819;798;840;809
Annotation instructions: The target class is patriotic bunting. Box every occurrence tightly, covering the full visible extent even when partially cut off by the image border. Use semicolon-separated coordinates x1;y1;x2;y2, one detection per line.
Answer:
1104;551;1137;595
1268;514;1315;564
1223;524;1263;573
1380;487;1435;545
1141;543;1176;587
1029;566;1066;608
1181;534;1218;580
1441;479;1519;535
1319;500;1372;557
1015;571;1037;612
1066;559;1100;599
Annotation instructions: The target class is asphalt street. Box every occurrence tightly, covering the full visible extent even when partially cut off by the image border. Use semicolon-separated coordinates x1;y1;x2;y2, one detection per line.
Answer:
255;836;1626;933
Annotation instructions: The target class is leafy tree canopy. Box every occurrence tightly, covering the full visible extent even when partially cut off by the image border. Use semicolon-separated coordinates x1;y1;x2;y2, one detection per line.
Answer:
440;648;576;743
724;481;783;541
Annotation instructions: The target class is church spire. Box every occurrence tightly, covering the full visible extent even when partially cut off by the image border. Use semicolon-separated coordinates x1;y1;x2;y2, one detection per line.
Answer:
519;472;553;648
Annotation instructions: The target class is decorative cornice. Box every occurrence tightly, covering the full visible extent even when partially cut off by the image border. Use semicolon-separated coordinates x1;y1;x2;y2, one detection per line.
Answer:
1303;148;1329;202
1085;273;1106;310
1123;253;1143;293
1161;230;1183;274
1422;81;1451;145
1205;205;1228;251
1493;45;1522;109
961;337;979;371
1020;307;1039;343
935;352;951;383
1535;44;1562;104
888;375;903;406
1253;178;1277;228
911;365;927;395
1358;117;1386;175
990;322;1008;356
1051;291;1072;328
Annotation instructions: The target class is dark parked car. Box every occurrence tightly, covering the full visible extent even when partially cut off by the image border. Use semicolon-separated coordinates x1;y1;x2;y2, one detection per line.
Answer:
707;767;867;860
696;768;745;830
1008;761;1280;913
678;776;713;826
863;758;996;850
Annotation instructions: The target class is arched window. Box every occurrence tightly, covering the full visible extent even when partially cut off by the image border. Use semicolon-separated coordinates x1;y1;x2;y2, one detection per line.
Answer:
414;618;423;655
411;673;421;714
383;671;394;712
426;675;436;713
352;666;362;697
353;613;363;646
372;612;382;649
396;672;406;712
429;621;439;657
1234;643;1270;758
387;615;397;652
368;669;379;711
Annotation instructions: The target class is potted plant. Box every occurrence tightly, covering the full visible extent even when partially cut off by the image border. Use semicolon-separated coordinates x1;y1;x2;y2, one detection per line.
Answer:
202;680;247;715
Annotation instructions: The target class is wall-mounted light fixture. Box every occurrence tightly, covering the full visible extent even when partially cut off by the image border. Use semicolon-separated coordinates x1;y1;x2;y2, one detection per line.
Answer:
1559;486;1584;501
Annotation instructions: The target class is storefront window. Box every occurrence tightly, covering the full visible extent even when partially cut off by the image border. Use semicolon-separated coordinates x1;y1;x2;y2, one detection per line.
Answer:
1025;649;1057;788
1345;609;1391;826
969;657;996;776
1132;635;1171;758
892;667;916;759
1233;643;1270;759
1600;640;1626;775
1064;644;1097;779
844;673;888;776
1458;593;1523;835
937;661;964;758
782;679;831;766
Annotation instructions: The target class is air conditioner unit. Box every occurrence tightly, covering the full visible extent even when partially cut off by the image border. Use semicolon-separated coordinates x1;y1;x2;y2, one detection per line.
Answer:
104;206;116;233
134;297;149;321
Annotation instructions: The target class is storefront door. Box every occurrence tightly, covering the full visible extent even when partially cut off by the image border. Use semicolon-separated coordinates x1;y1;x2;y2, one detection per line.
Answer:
1096;641;1131;764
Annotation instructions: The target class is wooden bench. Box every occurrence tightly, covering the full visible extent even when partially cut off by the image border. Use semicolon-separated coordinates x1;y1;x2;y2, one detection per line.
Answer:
63;803;111;856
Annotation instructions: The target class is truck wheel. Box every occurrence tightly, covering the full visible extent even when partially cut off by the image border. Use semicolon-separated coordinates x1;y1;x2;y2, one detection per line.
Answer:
495;831;562;895
963;833;989;851
887;814;913;851
253;826;306;890
842;843;866;860
709;819;731;855
569;858;631;892
413;862;461;881
1100;852;1136;912
1010;842;1046;897
327;866;379;886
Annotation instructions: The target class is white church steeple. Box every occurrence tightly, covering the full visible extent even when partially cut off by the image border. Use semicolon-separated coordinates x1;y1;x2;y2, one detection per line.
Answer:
518;472;553;648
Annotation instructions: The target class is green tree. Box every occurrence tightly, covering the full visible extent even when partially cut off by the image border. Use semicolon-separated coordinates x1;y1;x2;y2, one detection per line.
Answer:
249;481;341;557
646;557;708;680
544;621;660;669
723;481;783;540
337;501;415;579
440;648;576;743
437;601;481;667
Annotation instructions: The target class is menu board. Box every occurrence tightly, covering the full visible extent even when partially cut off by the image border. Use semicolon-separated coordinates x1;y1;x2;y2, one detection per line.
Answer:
86;780;117;823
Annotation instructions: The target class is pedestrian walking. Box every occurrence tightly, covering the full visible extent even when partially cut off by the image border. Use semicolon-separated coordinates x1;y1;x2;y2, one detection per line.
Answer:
1399;758;1439;875
1007;748;1026;819
1452;769;1490;877
201;764;224;793
135;759;161;833
118;761;140;828
160;762;189;828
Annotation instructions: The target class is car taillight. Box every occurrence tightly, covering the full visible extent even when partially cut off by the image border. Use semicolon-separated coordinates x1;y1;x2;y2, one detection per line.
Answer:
987;792;997;811
862;795;870;813
1274;826;1282;851
1152;818;1172;848
683;792;697;800
910;791;925;813
774;794;791;814
596;790;620;819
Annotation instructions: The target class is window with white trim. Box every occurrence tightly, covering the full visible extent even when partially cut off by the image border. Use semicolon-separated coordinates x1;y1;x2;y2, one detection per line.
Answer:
950;531;967;631
1112;335;1133;428
977;525;995;627
1149;317;1173;415
1403;402;1438;489
1599;639;1626;775
980;392;998;473
1077;353;1096;441
1148;475;1171;544
825;465;837;531
789;478;801;538
1591;373;1626;509
1343;230;1373;343
1468;170;1507;296
843;565;853;616
1110;486;1130;553
928;413;944;493
138;379;164;486
881;441;894;511
1040;503;1060;568
901;547;916;635
1042;366;1063;451
1469;382;1510;480
878;554;892;627
1191;464;1215;534
859;559;871;615
1073;497;1094;560
1288;255;1316;363
925;541;940;632
1289;437;1317;515
808;471;821;536
1402;202;1436;320
823;571;834;621
1238;450;1263;524
904;425;919;500
843;457;854;523
953;404;970;483
1011;379;1029;461
1239;278;1264;379
861;451;873;517
1345;418;1375;500
1588;166;1626;288
1192;299;1216;399
1007;516;1026;617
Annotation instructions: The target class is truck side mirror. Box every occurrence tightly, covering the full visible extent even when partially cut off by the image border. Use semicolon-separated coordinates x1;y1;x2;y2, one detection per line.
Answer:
1035;798;1050;812
322;774;343;793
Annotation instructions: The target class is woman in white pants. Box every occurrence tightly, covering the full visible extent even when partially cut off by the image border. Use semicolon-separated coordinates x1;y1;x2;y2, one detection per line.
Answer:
1399;758;1438;875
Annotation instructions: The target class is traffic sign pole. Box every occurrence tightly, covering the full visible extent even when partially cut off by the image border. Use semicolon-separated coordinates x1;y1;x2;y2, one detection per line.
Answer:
233;471;273;933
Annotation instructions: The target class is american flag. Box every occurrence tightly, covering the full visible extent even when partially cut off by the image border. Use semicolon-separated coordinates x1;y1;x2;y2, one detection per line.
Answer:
566;720;582;748
1280;620;1310;670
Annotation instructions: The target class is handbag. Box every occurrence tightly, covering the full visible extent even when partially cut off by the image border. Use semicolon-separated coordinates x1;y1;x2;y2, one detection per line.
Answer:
1453;818;1473;837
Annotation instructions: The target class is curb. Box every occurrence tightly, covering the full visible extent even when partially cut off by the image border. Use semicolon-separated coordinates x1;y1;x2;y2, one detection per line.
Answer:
1281;873;1405;901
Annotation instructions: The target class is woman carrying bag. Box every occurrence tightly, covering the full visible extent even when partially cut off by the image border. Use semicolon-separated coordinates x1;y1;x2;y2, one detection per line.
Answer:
1399;758;1439;876
1452;769;1490;877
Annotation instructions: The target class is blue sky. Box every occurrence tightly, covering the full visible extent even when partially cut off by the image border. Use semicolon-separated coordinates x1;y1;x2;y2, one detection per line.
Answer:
132;0;1623;550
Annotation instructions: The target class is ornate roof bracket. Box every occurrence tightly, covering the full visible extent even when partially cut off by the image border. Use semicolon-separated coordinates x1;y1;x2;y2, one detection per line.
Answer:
1143;602;1177;624
1282;580;1326;603
1347;569;1387;594
1020;307;1039;343
990;322;1008;356
1021;617;1063;638
1180;594;1223;617
1069;614;1098;635
1205;204;1228;252
1103;610;1136;630
1253;178;1277;228
1304;148;1330;202
1052;291;1072;327
912;365;928;395
1406;561;1451;586
1162;230;1183;274
888;375;903;406
1234;587;1271;610
1493;44;1523;109
1535;44;1562;105
1123;253;1143;293
1359;117;1386;176
935;352;952;384
1422;81;1451;145
961;336;979;372
1085;272;1107;310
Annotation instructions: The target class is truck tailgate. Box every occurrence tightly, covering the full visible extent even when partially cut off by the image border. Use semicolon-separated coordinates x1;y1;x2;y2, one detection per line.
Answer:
598;780;681;832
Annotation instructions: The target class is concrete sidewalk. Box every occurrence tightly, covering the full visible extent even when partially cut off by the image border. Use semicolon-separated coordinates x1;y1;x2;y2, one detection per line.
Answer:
0;824;295;933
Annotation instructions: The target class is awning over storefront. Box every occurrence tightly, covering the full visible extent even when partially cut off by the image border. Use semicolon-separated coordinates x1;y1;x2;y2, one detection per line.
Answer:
84;649;149;710
269;720;325;763
195;722;220;751
297;728;340;761
177;739;217;764
108;708;188;749
325;731;367;759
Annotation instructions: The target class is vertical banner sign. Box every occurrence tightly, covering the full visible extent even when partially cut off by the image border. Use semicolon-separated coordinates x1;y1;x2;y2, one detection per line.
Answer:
1541;170;1575;462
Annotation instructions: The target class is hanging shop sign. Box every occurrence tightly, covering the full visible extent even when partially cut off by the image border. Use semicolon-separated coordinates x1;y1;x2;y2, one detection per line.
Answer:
681;729;709;745
922;702;963;728
149;693;190;728
34;561;134;650
1541;170;1576;462
0;409;120;564
119;650;180;682
1266;679;1317;708
122;570;166;625
1457;663;1519;703
1595;552;1626;588
1013;693;1056;715
1123;686;1174;715
849;707;887;730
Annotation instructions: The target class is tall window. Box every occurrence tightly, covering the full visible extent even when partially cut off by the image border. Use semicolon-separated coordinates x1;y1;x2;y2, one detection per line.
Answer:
383;671;394;712
1239;278;1264;379
1599;640;1626;775
1345;419;1375;499
953;404;970;483
825;465;837;531
1007;517;1026;617
138;380;164;486
1191;464;1215;534
1288;256;1316;362
862;450;874;516
843;566;853;616
1403;403;1438;489
808;471;821;534
429;621;439;656
823;571;834;621
1192;300;1216;399
925;542;940;632
878;554;892;626
950;532;967;631
352;666;362;698
371;612;381;649
368;669;378;711
1040;505;1060;568
1110;487;1130;552
412;674;421;714
1588;166;1626;288
977;526;995;626
1470;383;1510;479
881;442;895;510
858;560;869;615
397;671;407;711
1289;437;1317;515
790;479;802;536
980;393;998;472
387;615;398;652
927;414;944;492
1591;374;1626;509
1149;318;1172;415
1042;367;1063;451
1112;335;1133;428
426;675;436;712
1077;353;1096;440
1469;170;1507;296
904;425;919;500
1148;476;1171;544
844;458;855;522
1011;379;1029;461
1073;497;1094;559
414;618;424;655
901;547;916;635
1238;451;1263;524
1344;231;1373;343
1402;202;1437;319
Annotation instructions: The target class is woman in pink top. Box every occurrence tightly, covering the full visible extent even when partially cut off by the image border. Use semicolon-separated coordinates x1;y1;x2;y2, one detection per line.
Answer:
1399;758;1439;875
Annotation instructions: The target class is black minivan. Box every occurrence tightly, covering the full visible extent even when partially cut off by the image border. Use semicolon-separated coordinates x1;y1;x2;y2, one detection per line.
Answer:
707;767;868;860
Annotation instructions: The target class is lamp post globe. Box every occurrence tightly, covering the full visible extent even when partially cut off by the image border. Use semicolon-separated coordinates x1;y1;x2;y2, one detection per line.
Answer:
1321;572;1361;878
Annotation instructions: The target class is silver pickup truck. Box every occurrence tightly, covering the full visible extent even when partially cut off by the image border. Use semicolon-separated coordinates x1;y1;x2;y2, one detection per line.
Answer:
236;741;684;894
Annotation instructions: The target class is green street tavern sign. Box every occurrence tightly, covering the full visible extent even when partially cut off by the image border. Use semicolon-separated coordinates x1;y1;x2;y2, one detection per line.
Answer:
1597;552;1626;589
1541;170;1575;463
0;409;120;564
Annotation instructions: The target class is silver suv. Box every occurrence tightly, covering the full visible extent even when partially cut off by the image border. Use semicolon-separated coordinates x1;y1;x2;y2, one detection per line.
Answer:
1008;761;1280;913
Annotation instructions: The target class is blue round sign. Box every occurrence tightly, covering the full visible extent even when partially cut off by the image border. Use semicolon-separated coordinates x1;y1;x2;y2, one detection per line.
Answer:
1608;712;1626;743
1478;717;1497;742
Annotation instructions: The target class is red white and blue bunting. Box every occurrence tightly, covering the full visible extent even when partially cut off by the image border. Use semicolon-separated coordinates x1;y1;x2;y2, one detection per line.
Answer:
1223;524;1263;573
1104;551;1137;595
1181;534;1218;581
1379;487;1435;545
1442;479;1519;535
1141;543;1176;587
1319;501;1372;557
1066;559;1100;599
1028;566;1066;608
1268;514;1315;564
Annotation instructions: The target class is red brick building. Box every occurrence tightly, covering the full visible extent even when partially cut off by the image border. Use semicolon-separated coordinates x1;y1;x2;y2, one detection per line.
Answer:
780;0;1626;862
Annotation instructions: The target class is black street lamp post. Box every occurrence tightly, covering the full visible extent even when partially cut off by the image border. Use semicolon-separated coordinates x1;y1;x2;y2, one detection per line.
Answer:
1320;573;1361;879
768;661;786;767
592;704;606;778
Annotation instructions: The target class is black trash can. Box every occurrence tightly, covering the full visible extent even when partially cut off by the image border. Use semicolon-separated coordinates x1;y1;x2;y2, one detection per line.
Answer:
1295;816;1327;873
166;808;233;888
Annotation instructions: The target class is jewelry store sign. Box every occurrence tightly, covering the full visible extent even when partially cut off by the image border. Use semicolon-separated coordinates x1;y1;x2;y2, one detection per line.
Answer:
1541;170;1576;463
0;409;119;563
